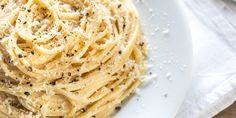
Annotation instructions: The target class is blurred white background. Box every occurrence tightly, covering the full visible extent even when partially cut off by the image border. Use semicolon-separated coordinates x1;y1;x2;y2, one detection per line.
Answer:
177;0;236;118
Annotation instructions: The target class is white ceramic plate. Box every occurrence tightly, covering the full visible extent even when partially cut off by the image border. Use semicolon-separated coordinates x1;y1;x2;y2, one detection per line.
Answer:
114;0;192;118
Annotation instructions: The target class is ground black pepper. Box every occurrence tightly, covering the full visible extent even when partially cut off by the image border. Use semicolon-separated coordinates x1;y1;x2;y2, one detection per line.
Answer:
28;66;32;72
18;54;23;58
68;72;71;76
1;5;5;9
123;64;126;68
66;53;74;57
50;81;56;85
118;4;122;8
24;92;30;96
149;72;152;75
115;106;121;111
31;51;34;55
118;50;122;55
139;42;145;47
61;72;64;77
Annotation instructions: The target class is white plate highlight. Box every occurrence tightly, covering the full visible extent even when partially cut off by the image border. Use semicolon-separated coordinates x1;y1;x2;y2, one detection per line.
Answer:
114;0;192;118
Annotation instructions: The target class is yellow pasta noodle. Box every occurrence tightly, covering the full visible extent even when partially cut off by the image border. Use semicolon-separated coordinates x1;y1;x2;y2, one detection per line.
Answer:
0;0;147;117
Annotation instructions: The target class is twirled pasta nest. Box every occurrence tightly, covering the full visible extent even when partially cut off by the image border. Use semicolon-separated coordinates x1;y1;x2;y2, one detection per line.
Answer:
0;0;147;117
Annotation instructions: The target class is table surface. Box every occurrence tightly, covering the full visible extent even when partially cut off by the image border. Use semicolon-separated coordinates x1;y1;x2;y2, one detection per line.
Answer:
214;102;236;118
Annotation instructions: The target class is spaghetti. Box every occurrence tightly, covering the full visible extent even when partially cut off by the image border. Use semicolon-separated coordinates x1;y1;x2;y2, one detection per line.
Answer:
0;0;147;117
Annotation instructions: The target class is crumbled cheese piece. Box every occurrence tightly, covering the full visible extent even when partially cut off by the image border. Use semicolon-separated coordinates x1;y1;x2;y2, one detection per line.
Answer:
166;72;171;79
148;8;153;13
134;88;140;95
141;74;158;87
162;29;169;35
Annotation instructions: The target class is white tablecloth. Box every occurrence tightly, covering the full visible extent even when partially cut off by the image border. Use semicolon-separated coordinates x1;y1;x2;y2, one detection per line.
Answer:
177;0;236;118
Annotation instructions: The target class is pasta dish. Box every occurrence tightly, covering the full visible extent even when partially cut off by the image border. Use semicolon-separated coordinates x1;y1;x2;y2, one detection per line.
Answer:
0;0;147;117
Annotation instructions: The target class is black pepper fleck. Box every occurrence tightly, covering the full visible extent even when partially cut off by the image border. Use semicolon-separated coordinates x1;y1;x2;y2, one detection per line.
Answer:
18;54;23;58
27;66;32;72
66;53;74;57
27;9;31;12
31;51;34;55
92;115;96;118
110;88;114;91
61;72;64;77
123;64;126;68
1;5;5;9
118;4;122;8
68;72;71;76
139;42;145;47
115;106;121;111
24;92;30;96
118;50;122;55
50;81;56;85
